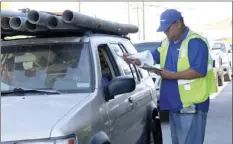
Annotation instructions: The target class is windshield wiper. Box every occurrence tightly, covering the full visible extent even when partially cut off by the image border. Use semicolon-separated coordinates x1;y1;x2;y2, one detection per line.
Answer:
1;88;61;95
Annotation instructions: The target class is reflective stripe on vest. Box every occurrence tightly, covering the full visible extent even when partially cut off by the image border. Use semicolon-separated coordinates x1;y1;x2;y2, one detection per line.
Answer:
178;64;213;85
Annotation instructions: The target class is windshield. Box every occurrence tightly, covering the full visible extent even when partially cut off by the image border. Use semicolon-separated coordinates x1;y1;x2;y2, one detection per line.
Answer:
212;43;224;50
134;42;160;52
1;42;92;93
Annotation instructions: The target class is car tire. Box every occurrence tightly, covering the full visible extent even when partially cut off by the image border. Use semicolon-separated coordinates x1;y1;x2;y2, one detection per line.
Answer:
89;131;111;144
218;73;224;86
142;102;163;144
150;110;163;144
214;70;219;92
224;70;232;82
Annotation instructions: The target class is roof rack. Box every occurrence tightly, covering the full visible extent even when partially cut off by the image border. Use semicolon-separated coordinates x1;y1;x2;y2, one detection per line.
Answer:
1;9;139;39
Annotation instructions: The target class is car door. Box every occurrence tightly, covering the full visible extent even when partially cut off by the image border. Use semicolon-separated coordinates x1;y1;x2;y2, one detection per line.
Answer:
99;43;135;144
107;41;153;144
121;41;155;140
219;43;230;67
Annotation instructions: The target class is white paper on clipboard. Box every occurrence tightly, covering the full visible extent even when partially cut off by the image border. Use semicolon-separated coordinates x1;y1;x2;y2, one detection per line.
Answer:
126;50;154;67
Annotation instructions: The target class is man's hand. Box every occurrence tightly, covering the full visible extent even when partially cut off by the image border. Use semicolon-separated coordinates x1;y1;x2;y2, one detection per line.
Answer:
159;69;174;79
153;68;203;80
152;68;174;79
122;53;141;66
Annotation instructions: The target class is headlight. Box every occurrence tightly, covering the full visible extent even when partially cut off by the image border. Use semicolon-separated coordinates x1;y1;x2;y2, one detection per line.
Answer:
16;135;77;144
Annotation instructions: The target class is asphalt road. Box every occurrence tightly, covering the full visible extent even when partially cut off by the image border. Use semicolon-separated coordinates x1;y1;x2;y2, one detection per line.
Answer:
161;81;232;144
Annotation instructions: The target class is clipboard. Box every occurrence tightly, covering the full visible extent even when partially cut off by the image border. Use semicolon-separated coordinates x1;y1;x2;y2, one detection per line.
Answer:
141;66;163;71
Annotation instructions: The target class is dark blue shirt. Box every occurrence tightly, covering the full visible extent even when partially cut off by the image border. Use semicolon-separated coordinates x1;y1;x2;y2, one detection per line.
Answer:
151;27;210;112
102;77;110;87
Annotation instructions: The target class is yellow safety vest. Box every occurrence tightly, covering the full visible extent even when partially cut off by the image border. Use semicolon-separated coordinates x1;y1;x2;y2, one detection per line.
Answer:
158;30;217;108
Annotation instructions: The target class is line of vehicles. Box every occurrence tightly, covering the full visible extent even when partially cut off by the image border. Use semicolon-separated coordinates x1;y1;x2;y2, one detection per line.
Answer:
209;40;232;87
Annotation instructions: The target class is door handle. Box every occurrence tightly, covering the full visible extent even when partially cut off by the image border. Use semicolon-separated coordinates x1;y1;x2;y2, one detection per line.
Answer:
128;97;134;103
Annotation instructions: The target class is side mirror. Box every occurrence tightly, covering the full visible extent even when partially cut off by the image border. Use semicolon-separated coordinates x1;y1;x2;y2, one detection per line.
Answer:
105;76;136;101
228;49;232;53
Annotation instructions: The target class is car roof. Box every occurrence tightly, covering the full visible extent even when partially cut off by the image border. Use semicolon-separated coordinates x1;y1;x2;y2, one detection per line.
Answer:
2;34;129;47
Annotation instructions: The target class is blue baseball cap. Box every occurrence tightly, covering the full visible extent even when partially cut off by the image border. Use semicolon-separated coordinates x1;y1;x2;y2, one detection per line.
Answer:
157;9;182;32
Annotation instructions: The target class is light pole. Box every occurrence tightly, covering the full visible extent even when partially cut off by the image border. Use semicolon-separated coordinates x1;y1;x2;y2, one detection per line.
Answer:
141;3;173;40
127;2;131;38
132;4;141;40
136;6;141;40
141;3;168;41
79;1;81;13
128;2;130;24
142;1;145;40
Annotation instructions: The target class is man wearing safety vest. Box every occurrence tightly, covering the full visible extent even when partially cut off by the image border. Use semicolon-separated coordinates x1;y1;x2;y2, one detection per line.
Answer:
123;9;217;144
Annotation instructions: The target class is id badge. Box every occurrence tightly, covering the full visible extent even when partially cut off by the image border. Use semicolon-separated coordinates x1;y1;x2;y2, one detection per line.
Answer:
184;84;191;91
180;105;196;113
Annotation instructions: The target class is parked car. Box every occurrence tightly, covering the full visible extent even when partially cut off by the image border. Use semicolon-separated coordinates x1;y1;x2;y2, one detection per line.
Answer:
1;34;164;144
1;10;163;144
210;41;232;85
133;41;161;52
203;37;220;90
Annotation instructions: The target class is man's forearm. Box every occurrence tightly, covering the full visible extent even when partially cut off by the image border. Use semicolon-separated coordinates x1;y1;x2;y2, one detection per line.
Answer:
170;68;204;80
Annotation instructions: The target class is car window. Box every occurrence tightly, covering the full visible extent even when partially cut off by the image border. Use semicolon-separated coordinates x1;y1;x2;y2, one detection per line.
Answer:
110;44;139;82
221;44;226;53
97;46;115;87
212;43;226;52
119;43;141;81
1;42;93;93
120;41;143;79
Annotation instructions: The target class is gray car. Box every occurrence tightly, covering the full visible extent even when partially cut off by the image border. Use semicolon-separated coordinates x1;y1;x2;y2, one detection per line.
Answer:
1;34;162;144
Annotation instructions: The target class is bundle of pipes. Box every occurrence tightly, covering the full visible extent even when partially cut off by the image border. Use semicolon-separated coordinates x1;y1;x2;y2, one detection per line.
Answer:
1;9;138;36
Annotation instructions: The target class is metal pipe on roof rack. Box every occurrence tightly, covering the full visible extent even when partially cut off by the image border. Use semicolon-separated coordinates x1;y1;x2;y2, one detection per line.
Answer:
1;17;12;30
62;10;138;35
47;15;77;30
62;10;119;31
9;16;28;31
117;23;139;34
95;19;121;33
1;10;27;17
27;10;53;26
25;20;48;32
62;10;99;28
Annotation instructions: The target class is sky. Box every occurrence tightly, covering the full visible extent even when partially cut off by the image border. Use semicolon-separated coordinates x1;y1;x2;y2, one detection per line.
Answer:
2;2;232;42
